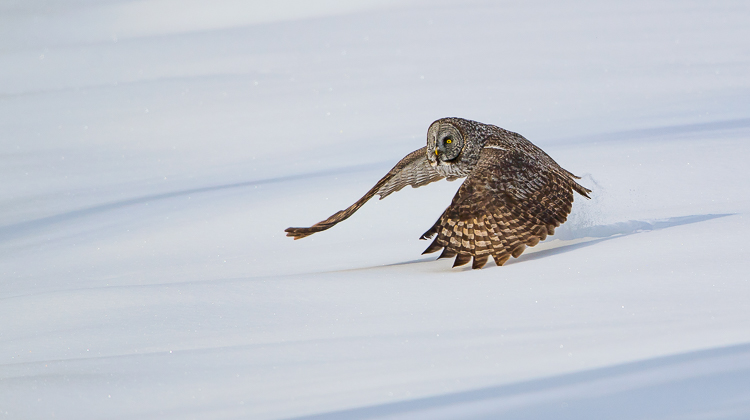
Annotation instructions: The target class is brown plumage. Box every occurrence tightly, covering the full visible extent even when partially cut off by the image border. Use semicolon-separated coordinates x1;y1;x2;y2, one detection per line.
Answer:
285;118;591;269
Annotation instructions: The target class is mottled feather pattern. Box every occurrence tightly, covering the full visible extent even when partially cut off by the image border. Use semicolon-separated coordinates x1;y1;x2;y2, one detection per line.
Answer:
421;145;587;269
285;147;443;239
377;147;445;199
286;117;591;269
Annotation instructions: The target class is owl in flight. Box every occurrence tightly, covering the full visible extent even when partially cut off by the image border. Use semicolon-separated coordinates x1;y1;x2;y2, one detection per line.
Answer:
285;118;591;269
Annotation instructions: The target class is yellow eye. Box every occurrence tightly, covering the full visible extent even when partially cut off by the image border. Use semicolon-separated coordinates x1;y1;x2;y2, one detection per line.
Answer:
446;139;452;144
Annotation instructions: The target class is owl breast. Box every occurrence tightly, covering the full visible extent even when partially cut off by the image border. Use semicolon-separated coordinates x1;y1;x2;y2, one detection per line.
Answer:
434;160;472;179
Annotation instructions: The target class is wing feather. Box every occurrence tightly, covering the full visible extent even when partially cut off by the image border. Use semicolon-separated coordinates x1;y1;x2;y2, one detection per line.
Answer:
375;147;445;199
421;144;589;269
285;147;444;239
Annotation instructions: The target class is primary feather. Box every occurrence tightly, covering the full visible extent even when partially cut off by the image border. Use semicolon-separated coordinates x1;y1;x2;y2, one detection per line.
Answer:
285;117;591;269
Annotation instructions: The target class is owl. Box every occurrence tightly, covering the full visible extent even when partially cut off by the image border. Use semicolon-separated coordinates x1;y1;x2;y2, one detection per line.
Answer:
285;118;591;269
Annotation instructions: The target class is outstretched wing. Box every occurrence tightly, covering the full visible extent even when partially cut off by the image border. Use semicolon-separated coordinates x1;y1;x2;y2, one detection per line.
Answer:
285;147;444;239
420;144;591;269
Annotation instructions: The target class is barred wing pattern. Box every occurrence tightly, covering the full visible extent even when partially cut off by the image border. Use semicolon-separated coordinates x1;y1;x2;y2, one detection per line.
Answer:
420;145;591;269
376;147;450;199
285;147;443;239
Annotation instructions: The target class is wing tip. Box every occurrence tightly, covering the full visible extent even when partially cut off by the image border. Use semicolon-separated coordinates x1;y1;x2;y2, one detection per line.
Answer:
285;227;315;240
438;248;457;259
573;183;592;199
452;253;472;267
471;255;489;269
422;239;443;254
511;244;527;258
493;253;511;266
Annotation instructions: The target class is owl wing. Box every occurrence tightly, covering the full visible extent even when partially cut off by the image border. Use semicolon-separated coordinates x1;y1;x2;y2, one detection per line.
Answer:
285;147;445;239
420;143;591;269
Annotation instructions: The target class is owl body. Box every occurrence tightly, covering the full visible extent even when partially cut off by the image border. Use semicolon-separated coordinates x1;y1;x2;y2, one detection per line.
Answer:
286;118;591;269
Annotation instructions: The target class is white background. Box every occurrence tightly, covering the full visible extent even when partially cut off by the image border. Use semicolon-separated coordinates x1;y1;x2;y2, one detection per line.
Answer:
1;1;749;418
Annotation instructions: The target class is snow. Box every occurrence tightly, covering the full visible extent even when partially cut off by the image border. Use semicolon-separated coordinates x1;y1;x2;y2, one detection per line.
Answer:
1;0;749;418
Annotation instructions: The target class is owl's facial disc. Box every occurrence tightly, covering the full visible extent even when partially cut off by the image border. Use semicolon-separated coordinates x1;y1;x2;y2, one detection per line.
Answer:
426;120;464;166
435;123;464;162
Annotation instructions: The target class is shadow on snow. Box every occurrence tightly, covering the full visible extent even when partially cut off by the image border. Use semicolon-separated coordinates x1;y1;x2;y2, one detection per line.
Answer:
0;162;385;243
389;213;733;268
291;342;750;420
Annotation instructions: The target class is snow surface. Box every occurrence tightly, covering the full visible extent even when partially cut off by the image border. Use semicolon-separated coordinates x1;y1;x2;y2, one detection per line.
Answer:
1;0;750;419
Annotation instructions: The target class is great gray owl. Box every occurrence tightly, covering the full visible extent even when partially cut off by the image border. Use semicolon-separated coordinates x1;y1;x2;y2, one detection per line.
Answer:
285;117;591;269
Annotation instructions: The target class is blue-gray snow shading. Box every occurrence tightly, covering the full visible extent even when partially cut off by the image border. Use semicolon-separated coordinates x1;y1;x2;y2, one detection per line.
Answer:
1;1;749;419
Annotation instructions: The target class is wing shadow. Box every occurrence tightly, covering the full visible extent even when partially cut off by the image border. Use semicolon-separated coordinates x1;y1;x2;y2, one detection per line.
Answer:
387;213;733;268
507;213;733;266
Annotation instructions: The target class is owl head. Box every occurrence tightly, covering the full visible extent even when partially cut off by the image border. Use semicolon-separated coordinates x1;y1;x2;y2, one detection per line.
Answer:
427;119;465;166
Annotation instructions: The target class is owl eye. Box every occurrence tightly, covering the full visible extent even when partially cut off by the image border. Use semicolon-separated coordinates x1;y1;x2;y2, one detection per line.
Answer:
446;138;452;144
